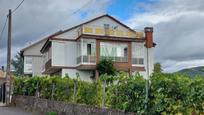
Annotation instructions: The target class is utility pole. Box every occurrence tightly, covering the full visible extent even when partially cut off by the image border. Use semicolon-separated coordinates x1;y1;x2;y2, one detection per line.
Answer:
6;9;12;105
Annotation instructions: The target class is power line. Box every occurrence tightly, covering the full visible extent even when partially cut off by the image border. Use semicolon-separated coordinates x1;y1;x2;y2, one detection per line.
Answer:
67;0;93;18
12;0;25;13
0;17;8;41
0;0;25;40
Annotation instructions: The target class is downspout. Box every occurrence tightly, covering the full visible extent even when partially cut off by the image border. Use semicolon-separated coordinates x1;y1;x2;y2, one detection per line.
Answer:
144;27;153;110
145;46;149;110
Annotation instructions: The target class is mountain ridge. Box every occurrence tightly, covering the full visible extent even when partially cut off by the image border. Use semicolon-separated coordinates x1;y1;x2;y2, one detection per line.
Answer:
176;66;204;77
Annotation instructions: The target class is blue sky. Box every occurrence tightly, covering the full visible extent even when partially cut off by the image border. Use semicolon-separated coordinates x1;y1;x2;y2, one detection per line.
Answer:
107;0;159;21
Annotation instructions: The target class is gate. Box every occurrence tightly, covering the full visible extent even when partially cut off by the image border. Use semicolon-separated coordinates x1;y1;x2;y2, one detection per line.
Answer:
0;82;6;103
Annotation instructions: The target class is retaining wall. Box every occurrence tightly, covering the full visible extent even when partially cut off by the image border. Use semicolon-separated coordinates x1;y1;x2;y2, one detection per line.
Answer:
12;95;135;115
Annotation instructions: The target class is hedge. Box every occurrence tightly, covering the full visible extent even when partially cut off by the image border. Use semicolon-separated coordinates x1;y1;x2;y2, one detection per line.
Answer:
13;73;204;114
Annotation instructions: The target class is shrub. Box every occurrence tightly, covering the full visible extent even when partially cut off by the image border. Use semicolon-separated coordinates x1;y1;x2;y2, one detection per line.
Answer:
96;58;116;76
13;73;204;114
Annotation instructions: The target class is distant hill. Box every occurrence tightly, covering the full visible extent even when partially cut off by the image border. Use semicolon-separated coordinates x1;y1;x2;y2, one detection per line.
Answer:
177;66;204;77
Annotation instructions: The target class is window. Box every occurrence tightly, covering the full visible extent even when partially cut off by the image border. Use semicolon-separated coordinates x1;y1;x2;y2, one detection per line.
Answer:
132;43;144;65
25;57;32;64
100;42;128;62
24;57;32;73
87;44;91;55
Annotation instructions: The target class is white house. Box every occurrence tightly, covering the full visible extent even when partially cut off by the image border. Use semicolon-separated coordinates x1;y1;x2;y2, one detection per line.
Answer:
22;14;156;81
20;38;47;76
20;31;63;76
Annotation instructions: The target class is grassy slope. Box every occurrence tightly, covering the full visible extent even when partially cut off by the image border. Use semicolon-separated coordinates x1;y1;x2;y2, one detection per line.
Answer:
177;66;204;77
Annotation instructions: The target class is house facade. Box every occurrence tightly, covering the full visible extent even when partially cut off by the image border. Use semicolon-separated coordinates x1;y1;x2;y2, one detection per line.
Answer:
37;14;155;81
21;38;47;76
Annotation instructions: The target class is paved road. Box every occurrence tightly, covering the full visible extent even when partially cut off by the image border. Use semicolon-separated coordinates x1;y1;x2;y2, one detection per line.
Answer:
0;106;32;115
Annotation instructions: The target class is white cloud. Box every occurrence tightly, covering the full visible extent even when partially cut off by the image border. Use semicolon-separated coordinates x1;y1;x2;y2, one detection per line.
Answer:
163;59;204;73
126;0;204;72
0;0;113;66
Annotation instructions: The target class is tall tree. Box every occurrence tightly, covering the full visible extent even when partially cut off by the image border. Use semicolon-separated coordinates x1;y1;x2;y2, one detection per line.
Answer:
11;52;24;76
154;62;163;74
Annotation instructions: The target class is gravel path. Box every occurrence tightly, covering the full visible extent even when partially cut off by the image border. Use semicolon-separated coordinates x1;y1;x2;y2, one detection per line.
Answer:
0;106;33;115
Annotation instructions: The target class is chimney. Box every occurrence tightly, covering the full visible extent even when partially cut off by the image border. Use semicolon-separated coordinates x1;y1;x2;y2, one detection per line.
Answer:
144;27;154;48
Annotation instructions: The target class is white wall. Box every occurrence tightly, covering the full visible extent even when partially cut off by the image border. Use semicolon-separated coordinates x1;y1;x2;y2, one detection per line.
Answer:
23;39;46;56
23;39;47;76
143;47;154;79
52;41;65;66
61;69;93;82
85;16;136;37
53;16;136;40
65;41;77;66
24;56;43;76
131;42;154;79
52;40;77;67
54;27;80;39
32;56;43;76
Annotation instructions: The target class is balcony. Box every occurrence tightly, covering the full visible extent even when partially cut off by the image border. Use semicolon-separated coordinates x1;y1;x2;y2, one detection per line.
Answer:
76;55;96;70
77;26;144;38
77;55;96;64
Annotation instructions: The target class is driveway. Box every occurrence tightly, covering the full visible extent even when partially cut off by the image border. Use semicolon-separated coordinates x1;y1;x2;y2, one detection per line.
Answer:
0;106;32;115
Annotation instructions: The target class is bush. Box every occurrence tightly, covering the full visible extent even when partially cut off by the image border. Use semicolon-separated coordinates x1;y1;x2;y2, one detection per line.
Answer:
96;58;116;76
13;76;102;106
13;73;204;114
76;80;102;106
109;75;146;113
46;111;57;115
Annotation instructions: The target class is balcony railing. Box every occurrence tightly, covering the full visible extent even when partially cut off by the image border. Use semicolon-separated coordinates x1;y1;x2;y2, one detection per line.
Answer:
100;56;128;62
77;26;144;38
77;55;96;64
132;58;144;65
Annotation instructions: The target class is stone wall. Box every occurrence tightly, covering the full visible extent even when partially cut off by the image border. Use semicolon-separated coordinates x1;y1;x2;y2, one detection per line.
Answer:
12;95;135;115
